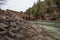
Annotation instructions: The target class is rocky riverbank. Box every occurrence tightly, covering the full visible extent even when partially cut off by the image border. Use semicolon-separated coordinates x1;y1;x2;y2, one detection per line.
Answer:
0;10;59;40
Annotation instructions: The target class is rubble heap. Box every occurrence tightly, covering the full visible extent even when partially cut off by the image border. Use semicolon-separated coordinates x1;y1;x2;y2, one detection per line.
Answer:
0;10;59;40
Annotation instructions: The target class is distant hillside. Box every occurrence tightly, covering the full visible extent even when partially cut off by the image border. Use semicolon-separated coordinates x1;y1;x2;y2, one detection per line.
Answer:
25;0;60;21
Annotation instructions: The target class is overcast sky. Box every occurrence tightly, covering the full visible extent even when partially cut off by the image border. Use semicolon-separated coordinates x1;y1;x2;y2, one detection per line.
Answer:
1;0;44;12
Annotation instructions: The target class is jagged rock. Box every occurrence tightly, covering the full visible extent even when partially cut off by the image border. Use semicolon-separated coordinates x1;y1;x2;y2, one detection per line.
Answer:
0;10;59;40
0;23;8;27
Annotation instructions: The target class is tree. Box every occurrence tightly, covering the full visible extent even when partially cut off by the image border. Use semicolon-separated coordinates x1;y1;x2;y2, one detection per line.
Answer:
25;0;60;20
25;0;46;19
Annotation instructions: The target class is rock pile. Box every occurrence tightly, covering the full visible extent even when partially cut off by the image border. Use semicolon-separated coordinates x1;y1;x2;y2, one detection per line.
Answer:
0;10;59;40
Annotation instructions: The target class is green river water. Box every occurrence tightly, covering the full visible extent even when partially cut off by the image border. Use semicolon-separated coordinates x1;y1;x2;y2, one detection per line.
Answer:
33;20;60;39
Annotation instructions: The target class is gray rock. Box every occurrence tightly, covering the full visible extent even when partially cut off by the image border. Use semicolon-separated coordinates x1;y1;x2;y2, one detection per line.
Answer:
0;23;8;27
10;22;17;26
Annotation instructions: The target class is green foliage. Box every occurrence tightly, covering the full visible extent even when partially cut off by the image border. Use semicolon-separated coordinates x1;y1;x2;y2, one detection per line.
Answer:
25;0;60;20
25;0;46;19
53;0;60;9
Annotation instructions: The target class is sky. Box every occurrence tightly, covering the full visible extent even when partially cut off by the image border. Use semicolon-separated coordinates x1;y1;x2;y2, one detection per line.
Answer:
1;0;44;12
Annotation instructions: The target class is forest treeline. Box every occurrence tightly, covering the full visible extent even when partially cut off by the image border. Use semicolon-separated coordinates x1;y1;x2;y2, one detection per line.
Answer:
25;0;60;20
